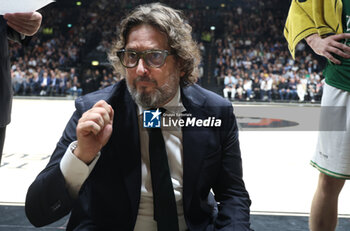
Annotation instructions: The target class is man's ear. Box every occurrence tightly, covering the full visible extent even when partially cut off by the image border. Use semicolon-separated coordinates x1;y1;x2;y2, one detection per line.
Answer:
177;59;185;77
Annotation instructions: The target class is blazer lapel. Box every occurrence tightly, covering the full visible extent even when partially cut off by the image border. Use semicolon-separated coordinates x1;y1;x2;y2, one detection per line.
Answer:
181;85;209;212
107;80;141;224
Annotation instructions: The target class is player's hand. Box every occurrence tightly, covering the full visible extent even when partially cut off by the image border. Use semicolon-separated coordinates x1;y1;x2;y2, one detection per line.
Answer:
305;33;350;65
4;12;42;36
74;100;114;164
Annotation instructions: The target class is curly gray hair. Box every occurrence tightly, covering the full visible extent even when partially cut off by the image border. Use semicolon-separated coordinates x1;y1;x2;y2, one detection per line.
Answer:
108;3;201;86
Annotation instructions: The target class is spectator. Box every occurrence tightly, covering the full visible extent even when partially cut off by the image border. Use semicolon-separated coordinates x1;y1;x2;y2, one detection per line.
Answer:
40;71;51;96
296;75;307;102
243;78;253;100
252;76;261;100
278;77;289;100
287;78;298;100
68;75;82;97
223;69;237;100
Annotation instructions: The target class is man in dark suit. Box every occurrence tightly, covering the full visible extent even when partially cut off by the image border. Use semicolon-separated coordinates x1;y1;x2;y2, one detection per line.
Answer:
0;12;42;163
25;3;251;230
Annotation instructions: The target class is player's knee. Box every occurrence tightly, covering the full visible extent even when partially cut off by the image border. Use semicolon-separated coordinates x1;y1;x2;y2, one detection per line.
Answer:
318;173;345;195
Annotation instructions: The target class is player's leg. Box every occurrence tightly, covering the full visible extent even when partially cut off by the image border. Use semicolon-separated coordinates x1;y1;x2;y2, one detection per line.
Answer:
309;172;345;231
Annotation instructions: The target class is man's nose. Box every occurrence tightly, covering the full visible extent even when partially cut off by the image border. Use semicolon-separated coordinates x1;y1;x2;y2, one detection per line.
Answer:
135;58;149;75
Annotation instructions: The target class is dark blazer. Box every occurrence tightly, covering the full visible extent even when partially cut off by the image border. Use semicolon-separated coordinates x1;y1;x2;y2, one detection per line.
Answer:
25;79;252;231
0;17;13;127
0;17;28;127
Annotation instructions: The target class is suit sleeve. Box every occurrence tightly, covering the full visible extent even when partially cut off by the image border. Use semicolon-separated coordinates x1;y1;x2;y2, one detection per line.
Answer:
212;105;252;231
25;109;81;227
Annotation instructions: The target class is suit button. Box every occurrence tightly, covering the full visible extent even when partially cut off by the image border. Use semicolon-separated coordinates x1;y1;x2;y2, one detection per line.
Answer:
50;200;62;212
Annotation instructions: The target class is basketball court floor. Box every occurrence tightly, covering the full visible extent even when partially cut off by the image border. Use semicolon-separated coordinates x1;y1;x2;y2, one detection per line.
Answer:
1;98;350;230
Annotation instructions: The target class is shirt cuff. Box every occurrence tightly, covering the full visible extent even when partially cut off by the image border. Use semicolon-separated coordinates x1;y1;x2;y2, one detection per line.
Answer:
60;141;101;197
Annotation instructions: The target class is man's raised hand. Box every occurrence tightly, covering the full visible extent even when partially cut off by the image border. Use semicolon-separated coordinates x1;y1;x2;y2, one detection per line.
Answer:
74;100;114;164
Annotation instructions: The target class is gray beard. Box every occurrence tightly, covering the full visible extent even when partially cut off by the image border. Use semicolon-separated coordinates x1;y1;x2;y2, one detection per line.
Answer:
126;74;179;108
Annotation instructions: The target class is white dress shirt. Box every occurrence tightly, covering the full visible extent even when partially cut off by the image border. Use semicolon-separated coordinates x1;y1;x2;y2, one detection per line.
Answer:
60;87;188;231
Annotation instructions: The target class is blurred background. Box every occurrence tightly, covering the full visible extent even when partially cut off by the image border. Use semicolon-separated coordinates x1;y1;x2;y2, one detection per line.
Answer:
10;0;323;103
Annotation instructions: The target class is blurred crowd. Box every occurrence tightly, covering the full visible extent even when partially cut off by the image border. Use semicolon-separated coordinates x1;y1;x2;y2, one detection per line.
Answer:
213;0;324;102
9;0;206;97
9;0;324;102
